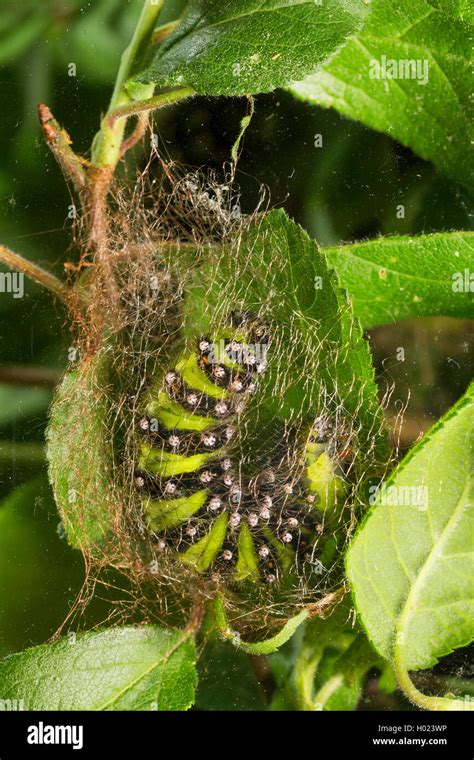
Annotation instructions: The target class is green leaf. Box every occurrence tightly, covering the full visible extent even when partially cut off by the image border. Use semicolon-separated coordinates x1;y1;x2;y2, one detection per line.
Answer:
290;0;474;188
185;209;387;475
347;382;474;709
46;355;115;551
313;633;381;710
47;216;386;562
323;232;474;329
0;478;84;658
0;626;197;711
137;0;369;96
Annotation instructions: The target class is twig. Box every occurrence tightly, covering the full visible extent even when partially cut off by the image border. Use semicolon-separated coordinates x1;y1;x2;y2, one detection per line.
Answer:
0;244;70;305
91;0;166;170
37;104;88;194
81;0;180;326
108;88;195;128
0;441;46;466
35;1;193;326
0;365;61;388
119;112;150;157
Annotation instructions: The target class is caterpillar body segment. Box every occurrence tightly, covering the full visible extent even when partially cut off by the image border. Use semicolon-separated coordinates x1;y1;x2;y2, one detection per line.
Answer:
135;315;347;586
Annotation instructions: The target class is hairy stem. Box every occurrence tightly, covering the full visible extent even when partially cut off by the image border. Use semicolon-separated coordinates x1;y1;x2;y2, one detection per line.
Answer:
91;0;165;169
108;88;194;127
394;647;473;711
0;244;70;305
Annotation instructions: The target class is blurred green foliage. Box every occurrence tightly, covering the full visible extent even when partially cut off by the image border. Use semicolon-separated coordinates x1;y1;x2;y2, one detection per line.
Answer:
0;477;83;657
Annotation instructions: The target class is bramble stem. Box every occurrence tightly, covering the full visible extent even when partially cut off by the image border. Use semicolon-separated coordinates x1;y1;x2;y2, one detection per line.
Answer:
38;104;88;194
91;0;165;169
394;647;473;711
37;0;194;318
108;88;194;127
0;244;70;305
84;0;194;316
0;365;61;388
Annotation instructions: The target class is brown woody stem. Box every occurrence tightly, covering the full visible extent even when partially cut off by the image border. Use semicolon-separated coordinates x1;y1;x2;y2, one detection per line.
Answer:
0;244;70;305
107;88;194;129
0;365;61;388
37;103;88;195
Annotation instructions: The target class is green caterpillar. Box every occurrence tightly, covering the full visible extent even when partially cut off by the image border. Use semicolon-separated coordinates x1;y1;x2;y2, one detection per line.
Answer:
135;312;347;586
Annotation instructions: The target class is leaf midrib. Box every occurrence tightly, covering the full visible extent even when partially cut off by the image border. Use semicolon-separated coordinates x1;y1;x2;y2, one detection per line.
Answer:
95;632;191;710
395;475;472;661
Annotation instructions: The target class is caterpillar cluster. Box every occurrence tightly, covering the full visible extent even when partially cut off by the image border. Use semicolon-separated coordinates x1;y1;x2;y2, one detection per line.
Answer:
134;312;347;587
44;169;389;636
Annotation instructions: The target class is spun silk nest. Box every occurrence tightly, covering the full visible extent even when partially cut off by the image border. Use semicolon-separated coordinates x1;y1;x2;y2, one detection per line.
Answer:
48;160;393;641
